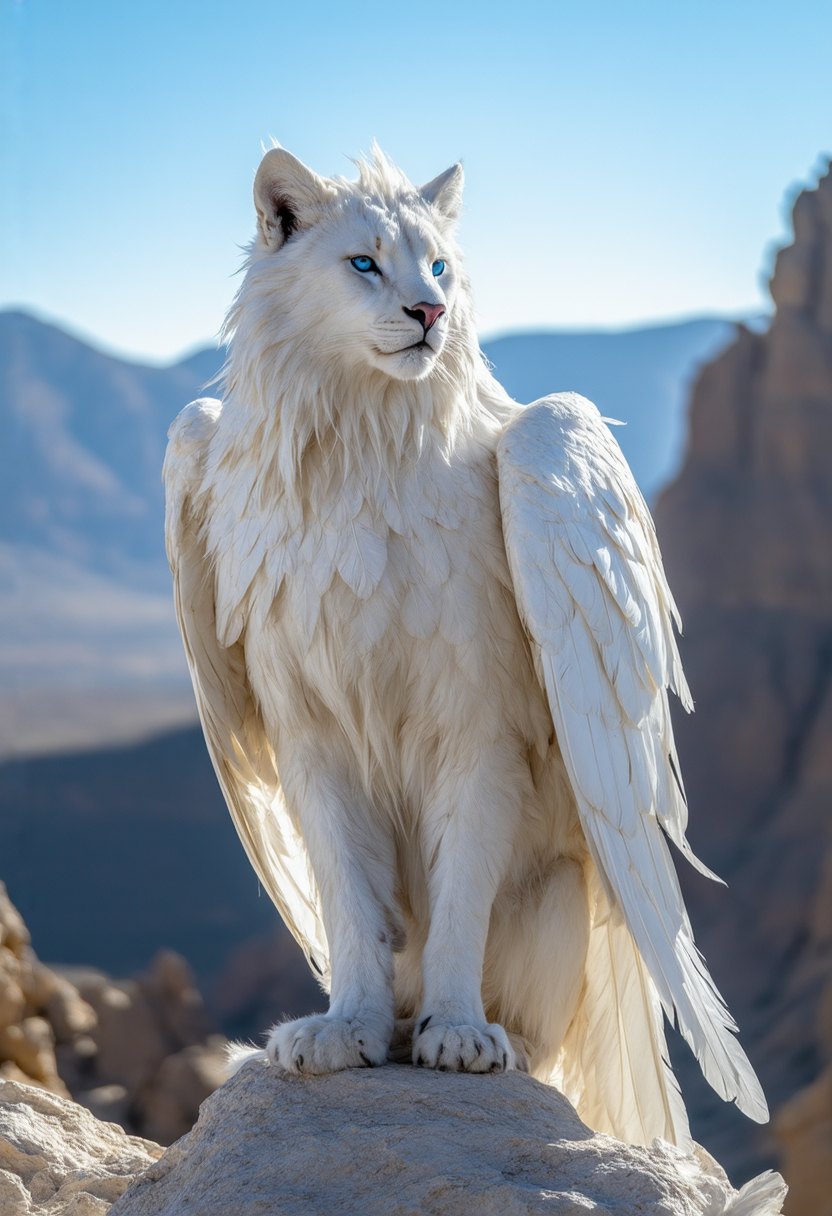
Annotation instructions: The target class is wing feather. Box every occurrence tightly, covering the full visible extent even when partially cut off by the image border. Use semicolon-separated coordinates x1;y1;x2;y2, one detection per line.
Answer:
164;399;330;983
557;872;692;1149
498;393;767;1131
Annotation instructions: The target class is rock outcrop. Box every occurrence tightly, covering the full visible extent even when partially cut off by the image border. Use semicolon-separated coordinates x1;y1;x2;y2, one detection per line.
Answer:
0;1078;162;1215
654;162;832;1196
57;953;228;1145
0;885;789;1214
113;1063;787;1216
0;883;96;1100
0;885;228;1146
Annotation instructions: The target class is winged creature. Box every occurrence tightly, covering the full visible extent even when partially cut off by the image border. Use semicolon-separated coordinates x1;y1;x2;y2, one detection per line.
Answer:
164;144;768;1148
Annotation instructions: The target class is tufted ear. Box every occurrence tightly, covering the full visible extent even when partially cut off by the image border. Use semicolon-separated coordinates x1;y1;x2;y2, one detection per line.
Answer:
420;162;464;222
253;146;333;251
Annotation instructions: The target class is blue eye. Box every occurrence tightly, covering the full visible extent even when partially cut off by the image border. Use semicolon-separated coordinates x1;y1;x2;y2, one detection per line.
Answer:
431;260;445;277
350;256;378;273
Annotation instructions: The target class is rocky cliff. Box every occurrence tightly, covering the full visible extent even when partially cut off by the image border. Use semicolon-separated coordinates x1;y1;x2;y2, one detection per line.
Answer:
654;164;832;1204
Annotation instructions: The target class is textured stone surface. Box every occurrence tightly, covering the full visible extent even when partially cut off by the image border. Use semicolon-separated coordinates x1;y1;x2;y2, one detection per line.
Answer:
654;163;832;1187
0;1078;162;1214
111;1062;785;1216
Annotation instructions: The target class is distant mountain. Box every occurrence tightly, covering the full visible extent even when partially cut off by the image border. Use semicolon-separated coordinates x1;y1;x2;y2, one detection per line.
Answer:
0;312;229;755
0;311;221;590
484;318;735;498
1;311;734;582
0;309;736;756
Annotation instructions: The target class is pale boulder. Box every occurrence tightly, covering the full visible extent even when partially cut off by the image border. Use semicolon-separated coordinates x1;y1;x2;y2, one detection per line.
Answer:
43;979;98;1046
112;1062;786;1216
0;1078;162;1214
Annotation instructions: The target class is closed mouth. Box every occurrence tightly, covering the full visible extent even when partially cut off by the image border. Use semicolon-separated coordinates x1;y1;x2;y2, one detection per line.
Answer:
397;340;433;354
373;340;436;357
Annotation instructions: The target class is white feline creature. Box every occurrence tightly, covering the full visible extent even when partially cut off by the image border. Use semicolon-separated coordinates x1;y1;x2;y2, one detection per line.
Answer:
165;144;768;1148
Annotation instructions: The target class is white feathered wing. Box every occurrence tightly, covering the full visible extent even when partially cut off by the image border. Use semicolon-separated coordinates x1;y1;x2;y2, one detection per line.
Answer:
164;399;330;984
497;393;768;1135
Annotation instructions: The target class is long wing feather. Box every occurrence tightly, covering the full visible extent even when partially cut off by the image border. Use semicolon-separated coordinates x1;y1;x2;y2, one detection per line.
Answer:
497;393;767;1126
164;399;330;983
556;871;692;1149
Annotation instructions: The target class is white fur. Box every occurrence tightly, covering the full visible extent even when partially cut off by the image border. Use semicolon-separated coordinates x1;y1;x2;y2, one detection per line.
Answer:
164;144;766;1147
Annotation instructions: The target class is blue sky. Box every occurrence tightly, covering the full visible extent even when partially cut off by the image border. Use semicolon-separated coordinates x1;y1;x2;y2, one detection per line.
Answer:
1;0;830;362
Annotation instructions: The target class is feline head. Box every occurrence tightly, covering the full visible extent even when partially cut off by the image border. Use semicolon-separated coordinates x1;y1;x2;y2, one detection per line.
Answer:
241;144;467;384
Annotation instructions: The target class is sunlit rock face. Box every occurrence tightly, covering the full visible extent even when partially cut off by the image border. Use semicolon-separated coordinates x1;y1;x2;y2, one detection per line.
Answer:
109;1063;786;1216
654;164;832;1194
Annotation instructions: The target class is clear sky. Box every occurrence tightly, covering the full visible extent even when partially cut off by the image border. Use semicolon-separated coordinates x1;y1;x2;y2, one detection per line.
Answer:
1;0;830;363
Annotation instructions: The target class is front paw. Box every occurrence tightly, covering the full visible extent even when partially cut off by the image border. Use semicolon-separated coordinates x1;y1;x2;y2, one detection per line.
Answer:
267;1014;389;1075
412;1016;524;1073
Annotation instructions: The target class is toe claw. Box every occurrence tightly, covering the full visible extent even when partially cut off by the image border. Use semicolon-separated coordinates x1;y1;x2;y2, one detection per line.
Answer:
359;1051;373;1067
418;1016;431;1035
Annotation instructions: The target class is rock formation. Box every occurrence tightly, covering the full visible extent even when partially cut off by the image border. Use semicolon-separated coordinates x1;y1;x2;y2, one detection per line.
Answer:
0;884;227;1146
0;882;96;1100
0;1078;162;1214
1;1064;786;1216
58;954;228;1145
654;163;832;1199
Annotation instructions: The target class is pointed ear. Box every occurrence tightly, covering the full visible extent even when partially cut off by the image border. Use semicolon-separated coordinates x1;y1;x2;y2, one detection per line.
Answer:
420;163;464;222
253;146;333;251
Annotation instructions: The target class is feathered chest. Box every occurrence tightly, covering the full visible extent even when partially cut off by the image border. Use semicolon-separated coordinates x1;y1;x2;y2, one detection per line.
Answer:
205;442;512;666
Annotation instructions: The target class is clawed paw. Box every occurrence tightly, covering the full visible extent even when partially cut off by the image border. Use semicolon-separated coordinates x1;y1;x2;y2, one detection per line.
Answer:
267;1014;388;1075
411;1017;523;1074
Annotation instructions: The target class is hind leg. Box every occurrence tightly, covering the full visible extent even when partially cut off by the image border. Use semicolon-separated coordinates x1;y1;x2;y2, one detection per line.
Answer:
483;856;590;1079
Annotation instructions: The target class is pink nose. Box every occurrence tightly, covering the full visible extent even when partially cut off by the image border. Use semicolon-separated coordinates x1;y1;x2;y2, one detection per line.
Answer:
403;302;446;333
